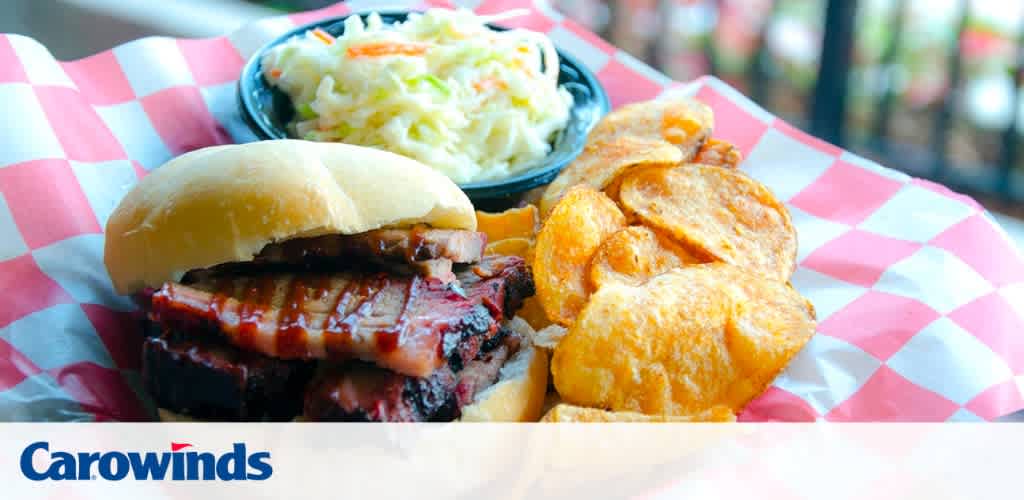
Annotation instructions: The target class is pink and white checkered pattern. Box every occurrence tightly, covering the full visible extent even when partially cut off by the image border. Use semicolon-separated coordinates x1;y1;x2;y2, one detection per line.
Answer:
0;0;1021;422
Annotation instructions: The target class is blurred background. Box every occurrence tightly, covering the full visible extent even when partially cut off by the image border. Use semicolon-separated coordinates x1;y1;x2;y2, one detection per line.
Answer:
6;0;1024;235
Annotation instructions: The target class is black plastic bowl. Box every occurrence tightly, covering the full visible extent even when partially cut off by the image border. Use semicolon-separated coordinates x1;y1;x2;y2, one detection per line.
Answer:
238;11;610;203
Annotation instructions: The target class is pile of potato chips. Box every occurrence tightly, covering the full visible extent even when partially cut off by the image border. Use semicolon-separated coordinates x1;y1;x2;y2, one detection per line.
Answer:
479;96;816;422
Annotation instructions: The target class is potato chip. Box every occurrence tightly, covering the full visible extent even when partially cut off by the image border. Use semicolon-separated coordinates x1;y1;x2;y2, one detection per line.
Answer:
534;186;626;325
476;205;539;242
693;138;742;169
586;96;713;158
539;97;715;217
539;136;681;218
540;404;735;422
484;237;533;260
619;164;797;282
516;296;552;330
588;226;705;289
602;174;626;206
551;264;815;416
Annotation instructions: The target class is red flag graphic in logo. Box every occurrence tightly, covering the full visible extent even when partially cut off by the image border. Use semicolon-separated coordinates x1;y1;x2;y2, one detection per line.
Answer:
171;442;192;452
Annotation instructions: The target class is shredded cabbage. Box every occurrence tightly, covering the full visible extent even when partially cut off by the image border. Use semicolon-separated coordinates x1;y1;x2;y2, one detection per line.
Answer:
261;8;573;183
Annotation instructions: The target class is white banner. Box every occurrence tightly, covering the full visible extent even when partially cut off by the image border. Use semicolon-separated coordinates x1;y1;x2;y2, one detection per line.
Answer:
1;424;1020;499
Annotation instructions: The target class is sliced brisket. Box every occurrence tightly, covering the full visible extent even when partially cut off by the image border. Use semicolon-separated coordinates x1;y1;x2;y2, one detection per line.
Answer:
254;226;487;266
303;330;520;422
139;254;534;421
142;329;315;421
148;256;531;378
141;325;519;422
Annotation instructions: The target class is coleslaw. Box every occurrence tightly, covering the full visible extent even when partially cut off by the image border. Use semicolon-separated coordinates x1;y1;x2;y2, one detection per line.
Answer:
261;9;574;184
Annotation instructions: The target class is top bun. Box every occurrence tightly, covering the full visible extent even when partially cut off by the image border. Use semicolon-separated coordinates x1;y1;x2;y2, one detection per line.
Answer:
104;140;476;294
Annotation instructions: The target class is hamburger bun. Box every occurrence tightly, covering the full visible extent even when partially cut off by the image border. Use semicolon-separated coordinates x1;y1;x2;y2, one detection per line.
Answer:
104;140;476;295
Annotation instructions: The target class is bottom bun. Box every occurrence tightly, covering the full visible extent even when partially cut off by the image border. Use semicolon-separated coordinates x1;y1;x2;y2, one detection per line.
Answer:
459;318;549;422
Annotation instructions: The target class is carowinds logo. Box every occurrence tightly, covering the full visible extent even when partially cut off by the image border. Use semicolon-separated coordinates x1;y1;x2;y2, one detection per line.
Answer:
19;441;272;481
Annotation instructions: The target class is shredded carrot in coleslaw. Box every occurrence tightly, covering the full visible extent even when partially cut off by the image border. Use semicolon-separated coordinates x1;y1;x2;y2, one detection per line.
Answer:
473;77;508;92
312;28;335;45
346;42;429;58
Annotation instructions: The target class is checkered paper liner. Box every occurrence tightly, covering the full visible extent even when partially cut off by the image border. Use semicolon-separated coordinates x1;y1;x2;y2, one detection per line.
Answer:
0;0;1021;422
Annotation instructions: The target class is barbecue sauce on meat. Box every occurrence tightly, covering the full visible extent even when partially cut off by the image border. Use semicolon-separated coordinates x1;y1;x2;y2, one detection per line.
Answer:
407;224;428;262
322;279;368;358
373;274;422;355
151;259;528;375
373;330;400;354
208;279;235;345
236;277;276;352
276;276;310;359
142;254;534;421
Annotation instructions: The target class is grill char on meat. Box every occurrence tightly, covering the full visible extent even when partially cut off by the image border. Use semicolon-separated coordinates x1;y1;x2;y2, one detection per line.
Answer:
142;331;315;421
140;255;534;422
148;256;530;377
304;329;519;422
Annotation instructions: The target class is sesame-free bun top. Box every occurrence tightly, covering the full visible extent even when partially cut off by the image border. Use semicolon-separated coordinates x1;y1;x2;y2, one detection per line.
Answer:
104;140;476;295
